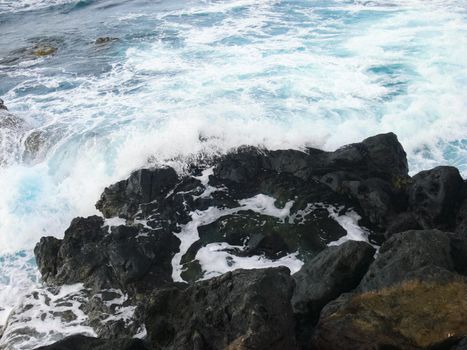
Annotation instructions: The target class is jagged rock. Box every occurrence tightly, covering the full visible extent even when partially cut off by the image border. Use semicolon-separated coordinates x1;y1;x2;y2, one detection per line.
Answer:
291;241;375;346
212;133;408;186
313;133;409;232
34;216;180;294
33;334;149;350
145;267;297;350
0;99;7;110
409;166;465;230
96;167;179;218
95;37;119;45
358;229;459;292
312;272;467;350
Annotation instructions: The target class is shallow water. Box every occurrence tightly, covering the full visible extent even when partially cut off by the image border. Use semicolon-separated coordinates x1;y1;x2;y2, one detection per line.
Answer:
0;0;466;346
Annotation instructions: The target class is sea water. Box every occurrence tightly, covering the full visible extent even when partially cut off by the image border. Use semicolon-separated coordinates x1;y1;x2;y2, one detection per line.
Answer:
0;0;466;347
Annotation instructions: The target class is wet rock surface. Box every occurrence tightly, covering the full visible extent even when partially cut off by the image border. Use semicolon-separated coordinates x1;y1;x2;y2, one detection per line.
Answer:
35;216;180;294
311;229;467;350
145;267;296;350
292;240;375;347
26;133;467;350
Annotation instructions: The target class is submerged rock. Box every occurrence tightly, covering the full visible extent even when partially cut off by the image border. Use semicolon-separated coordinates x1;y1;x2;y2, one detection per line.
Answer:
32;46;57;57
0;37;63;65
95;37;119;45
145;267;297;350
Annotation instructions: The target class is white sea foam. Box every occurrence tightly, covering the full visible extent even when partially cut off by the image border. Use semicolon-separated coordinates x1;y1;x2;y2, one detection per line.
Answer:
172;189;370;282
0;283;96;350
196;243;304;280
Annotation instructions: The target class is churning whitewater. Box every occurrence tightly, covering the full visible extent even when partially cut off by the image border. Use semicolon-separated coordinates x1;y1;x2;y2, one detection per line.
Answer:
0;0;466;348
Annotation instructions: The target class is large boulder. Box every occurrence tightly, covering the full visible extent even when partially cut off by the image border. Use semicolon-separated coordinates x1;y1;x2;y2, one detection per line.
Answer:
358;229;461;292
291;241;375;327
312;272;467;350
34;216;180;293
145;267;297;350
311;229;467;349
409;166;465;231
291;241;375;347
33;335;148;350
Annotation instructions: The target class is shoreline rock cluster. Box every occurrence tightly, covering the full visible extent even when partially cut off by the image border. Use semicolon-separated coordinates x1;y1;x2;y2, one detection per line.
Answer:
3;133;466;349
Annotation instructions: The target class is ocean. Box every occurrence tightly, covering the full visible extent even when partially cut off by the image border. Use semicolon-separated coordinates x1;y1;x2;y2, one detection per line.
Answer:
0;0;466;348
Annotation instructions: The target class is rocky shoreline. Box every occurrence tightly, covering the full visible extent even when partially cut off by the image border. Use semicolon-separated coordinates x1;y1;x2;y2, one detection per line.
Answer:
1;133;466;349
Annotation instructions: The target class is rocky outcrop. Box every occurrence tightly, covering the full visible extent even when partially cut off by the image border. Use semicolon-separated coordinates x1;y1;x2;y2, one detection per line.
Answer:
29;133;467;350
34;335;148;350
145;267;297;350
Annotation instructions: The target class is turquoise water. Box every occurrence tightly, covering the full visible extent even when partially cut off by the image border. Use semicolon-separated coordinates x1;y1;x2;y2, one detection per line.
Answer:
0;0;466;345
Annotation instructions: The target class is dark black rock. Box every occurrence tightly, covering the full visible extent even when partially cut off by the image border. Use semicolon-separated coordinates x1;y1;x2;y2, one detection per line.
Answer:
212;133;408;186
358;229;459;292
0;98;7;110
455;197;467;235
33;334;149;350
34;215;180;294
311;132;408;180
96;167;179;218
409;166;465;230
95;37;119;45
452;338;467;350
384;211;422;237
145;267;297;350
291;240;375;347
